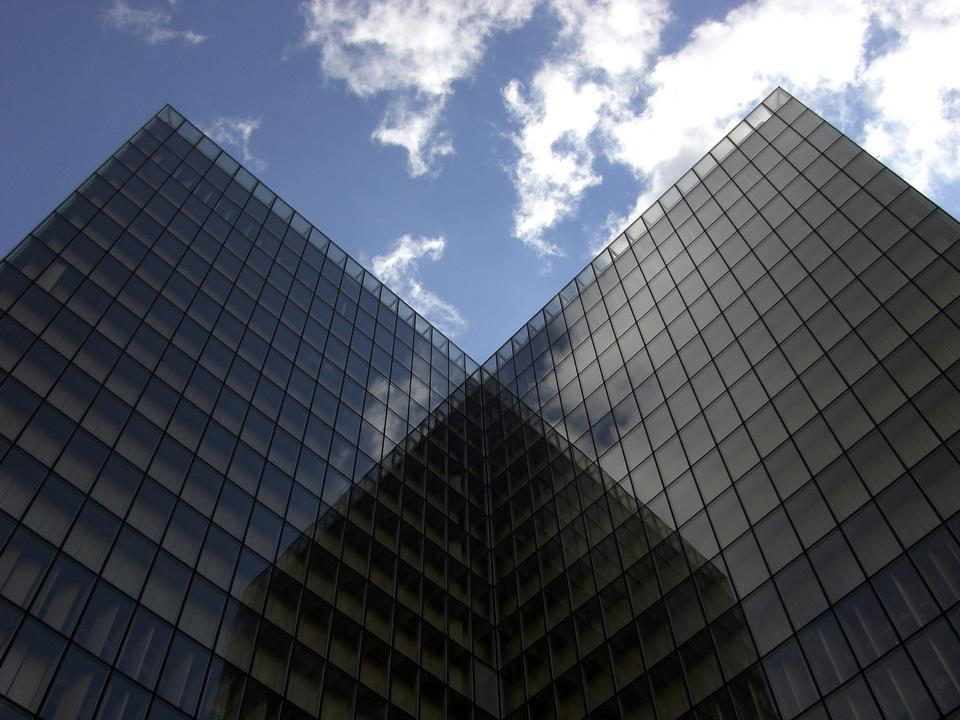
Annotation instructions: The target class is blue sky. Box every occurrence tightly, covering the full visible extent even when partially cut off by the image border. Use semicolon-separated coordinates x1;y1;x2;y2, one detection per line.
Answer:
2;0;959;362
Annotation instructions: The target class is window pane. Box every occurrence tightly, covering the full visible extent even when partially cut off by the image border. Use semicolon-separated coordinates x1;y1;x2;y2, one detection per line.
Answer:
0;618;65;711
39;645;108;720
31;555;95;635
835;584;896;666
764;638;818;718
908;618;960;714
867;648;937;720
116;607;173;688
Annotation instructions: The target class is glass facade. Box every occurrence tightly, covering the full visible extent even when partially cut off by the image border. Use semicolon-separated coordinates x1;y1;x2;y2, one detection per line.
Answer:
0;87;959;719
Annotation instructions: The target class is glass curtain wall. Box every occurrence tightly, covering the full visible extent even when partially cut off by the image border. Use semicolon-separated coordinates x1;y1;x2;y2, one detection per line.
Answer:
1;88;959;720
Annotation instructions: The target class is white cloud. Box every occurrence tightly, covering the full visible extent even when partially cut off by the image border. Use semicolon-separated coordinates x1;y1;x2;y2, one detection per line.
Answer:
605;0;870;230
549;0;669;79
294;0;959;263
501;0;669;256
104;0;207;45
861;0;960;194
300;0;538;175
372;97;453;177
301;0;537;98
502;0;960;260
204;117;266;172
371;235;466;336
502;71;602;257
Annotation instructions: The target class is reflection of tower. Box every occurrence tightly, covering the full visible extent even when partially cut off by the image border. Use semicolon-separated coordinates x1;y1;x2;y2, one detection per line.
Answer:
2;87;960;720
218;372;501;718
482;373;767;719
221;368;759;719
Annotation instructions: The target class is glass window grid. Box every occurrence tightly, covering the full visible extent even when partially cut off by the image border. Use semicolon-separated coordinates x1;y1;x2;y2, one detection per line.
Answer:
484;90;960;716
1;108;496;720
2;88;960;718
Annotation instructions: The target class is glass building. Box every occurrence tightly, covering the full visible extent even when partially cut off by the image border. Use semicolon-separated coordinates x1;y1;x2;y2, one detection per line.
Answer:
1;86;959;719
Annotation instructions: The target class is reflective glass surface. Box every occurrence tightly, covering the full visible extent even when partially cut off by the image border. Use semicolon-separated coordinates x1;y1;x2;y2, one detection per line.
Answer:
1;88;959;719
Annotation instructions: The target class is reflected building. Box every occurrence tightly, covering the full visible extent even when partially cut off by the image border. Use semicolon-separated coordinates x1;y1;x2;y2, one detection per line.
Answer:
1;87;960;719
